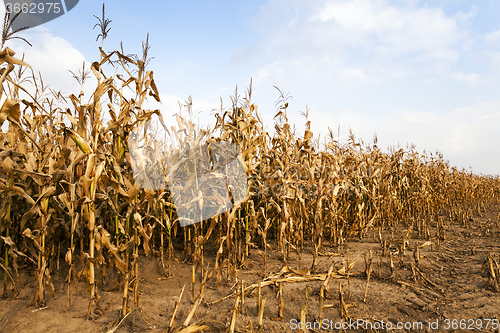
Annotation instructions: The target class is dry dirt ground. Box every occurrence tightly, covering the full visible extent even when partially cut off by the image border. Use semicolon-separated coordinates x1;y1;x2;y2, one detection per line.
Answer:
1;206;499;333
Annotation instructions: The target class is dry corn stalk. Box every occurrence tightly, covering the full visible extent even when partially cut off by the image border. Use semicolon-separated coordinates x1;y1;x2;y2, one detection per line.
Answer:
0;6;499;325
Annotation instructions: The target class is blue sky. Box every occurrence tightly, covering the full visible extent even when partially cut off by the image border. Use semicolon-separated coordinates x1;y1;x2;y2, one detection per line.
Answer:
4;0;500;175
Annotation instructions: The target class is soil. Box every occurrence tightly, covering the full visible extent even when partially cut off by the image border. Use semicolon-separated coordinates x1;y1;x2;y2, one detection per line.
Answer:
1;206;499;333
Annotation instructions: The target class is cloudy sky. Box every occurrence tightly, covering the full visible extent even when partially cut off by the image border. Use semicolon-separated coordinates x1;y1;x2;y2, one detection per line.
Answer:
4;0;500;175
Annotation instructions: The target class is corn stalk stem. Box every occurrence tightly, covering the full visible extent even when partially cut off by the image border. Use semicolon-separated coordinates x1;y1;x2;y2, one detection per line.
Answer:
3;174;12;294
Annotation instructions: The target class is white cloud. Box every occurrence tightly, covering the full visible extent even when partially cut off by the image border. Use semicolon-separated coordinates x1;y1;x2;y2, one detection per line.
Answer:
304;100;500;175
482;50;500;75
451;71;480;83
9;27;89;97
250;0;476;86
254;62;282;83
484;29;500;44
241;0;500;176
343;67;368;81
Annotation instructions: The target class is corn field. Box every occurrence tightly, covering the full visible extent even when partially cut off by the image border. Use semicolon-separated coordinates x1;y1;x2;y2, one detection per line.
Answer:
0;7;499;332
